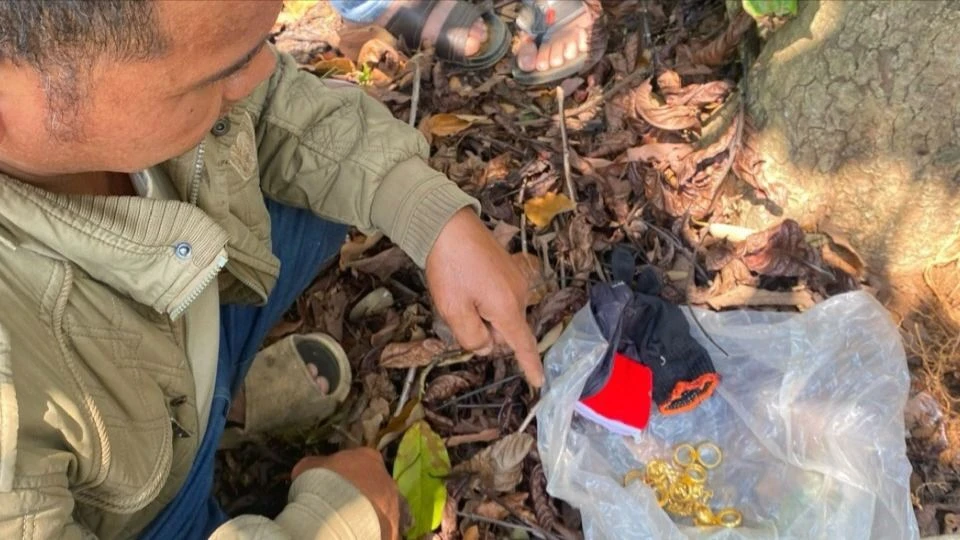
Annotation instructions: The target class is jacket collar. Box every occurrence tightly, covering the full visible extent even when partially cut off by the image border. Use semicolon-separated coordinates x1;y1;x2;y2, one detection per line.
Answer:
0;168;229;319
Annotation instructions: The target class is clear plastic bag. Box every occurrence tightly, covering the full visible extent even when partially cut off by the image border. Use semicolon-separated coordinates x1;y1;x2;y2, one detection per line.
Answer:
537;291;919;540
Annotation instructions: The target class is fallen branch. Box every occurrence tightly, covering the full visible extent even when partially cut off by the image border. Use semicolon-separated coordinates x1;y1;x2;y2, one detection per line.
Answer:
705;285;816;311
556;86;576;203
445;428;501;447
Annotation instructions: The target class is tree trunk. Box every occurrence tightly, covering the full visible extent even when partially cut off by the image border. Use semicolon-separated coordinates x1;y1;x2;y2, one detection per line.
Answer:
736;0;960;282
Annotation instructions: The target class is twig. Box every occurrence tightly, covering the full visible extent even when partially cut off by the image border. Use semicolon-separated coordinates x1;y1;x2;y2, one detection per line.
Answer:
555;86;576;203
457;512;553;540
394;367;417;417
518;174;530;255
444;428;501;447
438;374;521;409
518;400;542;434
704;284;816;311
408;59;421;126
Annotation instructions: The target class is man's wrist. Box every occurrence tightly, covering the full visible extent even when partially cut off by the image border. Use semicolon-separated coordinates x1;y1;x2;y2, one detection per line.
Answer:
371;158;480;267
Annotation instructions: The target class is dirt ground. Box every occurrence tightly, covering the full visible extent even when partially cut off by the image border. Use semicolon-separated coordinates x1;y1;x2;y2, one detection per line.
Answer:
214;1;960;537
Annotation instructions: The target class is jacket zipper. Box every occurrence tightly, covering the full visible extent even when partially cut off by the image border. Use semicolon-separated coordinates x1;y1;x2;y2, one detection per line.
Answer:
188;141;206;205
168;251;229;320
168;140;227;320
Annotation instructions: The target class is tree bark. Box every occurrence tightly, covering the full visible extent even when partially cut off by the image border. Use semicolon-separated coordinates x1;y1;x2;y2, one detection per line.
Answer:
736;0;960;280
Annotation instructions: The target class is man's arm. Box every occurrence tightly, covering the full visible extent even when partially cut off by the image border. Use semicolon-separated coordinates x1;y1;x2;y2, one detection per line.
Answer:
239;48;478;267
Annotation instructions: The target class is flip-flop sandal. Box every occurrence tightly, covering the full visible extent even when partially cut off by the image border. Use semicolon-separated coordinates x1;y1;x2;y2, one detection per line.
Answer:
512;0;609;86
228;333;352;439
384;0;510;69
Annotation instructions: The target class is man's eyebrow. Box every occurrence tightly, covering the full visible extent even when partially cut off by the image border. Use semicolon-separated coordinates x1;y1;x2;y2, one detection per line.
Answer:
190;36;268;90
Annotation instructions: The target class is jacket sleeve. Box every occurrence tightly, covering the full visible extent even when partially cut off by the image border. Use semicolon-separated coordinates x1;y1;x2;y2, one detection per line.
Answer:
0;326;94;539
241;48;479;267
209;468;381;540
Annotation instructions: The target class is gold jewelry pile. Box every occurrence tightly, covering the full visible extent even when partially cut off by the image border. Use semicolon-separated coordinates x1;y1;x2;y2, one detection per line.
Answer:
624;442;742;528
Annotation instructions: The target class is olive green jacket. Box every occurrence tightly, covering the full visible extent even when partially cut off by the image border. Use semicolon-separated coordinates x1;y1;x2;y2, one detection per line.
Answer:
0;49;475;539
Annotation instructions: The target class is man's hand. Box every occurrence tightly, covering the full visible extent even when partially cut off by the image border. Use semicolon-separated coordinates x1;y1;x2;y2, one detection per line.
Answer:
425;209;544;387
293;448;400;540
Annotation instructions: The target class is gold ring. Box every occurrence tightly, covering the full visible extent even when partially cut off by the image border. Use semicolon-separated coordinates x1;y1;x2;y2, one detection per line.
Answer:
694;505;717;526
674;443;697;467
623;469;644;487
684;463;708;484
654;485;669;507
696;442;722;469
717;508;743;528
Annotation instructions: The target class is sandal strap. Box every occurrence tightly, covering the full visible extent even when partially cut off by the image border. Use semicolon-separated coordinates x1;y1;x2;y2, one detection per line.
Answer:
384;0;439;51
516;0;586;44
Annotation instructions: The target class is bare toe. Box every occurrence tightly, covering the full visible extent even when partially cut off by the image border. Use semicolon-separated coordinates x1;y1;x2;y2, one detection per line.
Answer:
316;376;330;395
536;44;552;72
517;38;538;71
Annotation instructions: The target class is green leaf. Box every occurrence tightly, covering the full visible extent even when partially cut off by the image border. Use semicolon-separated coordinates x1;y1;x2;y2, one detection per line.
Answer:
742;0;797;17
393;421;451;539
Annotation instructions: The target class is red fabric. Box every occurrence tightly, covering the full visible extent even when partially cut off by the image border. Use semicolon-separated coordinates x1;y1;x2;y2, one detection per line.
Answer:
580;352;653;430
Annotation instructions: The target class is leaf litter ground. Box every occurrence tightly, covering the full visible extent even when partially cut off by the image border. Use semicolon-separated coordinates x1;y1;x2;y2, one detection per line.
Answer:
214;1;960;537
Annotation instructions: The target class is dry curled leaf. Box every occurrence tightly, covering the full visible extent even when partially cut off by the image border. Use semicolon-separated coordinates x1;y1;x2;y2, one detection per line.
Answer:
817;220;866;278
339;232;383;270
631;78;701;131
533;287;587;336
523;192;576;229
512;252;549;306
418;113;493;143
424;372;484;403
380;338;447;369
530;464;559;533
690;11;755;67
739;219;818;277
347;246;413;281
312;57;356;75
453;433;534;492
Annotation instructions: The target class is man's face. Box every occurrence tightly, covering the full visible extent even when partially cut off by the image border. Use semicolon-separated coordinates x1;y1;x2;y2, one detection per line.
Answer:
0;1;282;177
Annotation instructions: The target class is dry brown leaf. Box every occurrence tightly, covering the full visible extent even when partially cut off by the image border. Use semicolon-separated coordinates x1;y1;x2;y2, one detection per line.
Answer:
357;38;401;67
418;113;493;144
690;11;755;67
424;372;484;403
371;308;401;348
558;214;595;279
533;287;587;336
530;464;558;533
380;338;447;369
339;232;383;270
359;396;391;446
472;499;511;522
312;57;356;75
462;525;480;540
536;322;565;353
631;78;701;131
512;252;549;306
309;282;349;341
818;220;866;278
523;192;576;229
375;399;425;450
347;246;413;281
453;432;534;492
478;153;513;188
739;219;818;277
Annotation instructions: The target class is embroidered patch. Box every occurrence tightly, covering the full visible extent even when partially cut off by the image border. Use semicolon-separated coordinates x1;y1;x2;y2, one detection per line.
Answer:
228;119;258;179
0;325;18;493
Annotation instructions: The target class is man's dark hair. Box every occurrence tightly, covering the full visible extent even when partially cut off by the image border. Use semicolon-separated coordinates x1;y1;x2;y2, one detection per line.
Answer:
0;1;168;137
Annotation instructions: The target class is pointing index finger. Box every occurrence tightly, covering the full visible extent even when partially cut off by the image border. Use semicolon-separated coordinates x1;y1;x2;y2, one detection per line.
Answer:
490;307;543;388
